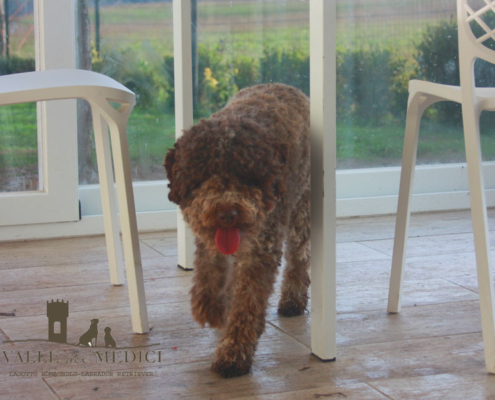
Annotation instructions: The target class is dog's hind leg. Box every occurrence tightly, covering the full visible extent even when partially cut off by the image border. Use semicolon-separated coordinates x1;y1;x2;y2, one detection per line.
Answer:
278;188;311;317
190;240;230;328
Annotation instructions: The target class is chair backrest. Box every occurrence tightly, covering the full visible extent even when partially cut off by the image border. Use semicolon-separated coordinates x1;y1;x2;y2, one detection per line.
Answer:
458;0;495;85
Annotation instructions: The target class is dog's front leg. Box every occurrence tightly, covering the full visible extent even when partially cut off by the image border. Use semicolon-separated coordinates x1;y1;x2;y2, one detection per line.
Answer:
190;240;230;328
211;239;281;378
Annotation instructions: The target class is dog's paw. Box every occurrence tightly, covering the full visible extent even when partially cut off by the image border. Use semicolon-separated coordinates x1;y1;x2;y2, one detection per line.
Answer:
277;299;306;317
210;358;251;378
211;341;254;378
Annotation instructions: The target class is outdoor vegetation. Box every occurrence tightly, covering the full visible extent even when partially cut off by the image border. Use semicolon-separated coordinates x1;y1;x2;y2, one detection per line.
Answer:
2;0;495;191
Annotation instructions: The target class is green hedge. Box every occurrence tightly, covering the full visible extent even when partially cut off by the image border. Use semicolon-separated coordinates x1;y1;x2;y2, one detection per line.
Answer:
6;13;491;130
93;46;173;110
415;14;495;125
0;56;35;76
162;44;410;126
337;48;409;125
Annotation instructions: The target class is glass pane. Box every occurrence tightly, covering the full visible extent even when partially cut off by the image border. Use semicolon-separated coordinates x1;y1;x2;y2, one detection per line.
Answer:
337;0;495;168
193;0;484;170
75;0;495;183
196;0;309;117
193;0;495;169
76;0;175;185
0;0;37;193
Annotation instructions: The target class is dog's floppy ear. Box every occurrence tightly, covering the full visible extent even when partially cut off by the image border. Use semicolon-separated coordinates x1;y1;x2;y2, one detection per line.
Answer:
164;143;183;204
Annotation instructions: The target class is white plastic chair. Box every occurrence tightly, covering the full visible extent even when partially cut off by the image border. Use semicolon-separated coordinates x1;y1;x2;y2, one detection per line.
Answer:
0;69;149;334
388;0;495;372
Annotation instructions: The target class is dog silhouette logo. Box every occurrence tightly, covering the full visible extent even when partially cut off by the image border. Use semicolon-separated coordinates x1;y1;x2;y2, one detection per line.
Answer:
104;327;117;348
78;319;100;347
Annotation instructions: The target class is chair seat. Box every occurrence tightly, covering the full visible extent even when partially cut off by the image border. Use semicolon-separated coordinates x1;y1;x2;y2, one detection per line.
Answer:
0;69;135;107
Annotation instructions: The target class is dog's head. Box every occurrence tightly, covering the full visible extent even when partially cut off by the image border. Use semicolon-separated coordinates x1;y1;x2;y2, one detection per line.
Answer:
164;117;288;255
104;327;111;333
91;319;99;325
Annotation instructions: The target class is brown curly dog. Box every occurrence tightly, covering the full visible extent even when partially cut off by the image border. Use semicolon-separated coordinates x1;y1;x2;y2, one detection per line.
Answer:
164;83;310;378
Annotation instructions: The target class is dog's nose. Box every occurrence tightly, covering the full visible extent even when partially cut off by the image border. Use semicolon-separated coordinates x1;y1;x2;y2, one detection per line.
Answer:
218;208;238;227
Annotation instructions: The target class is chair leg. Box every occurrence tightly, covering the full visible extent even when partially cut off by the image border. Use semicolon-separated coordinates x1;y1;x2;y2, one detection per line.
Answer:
91;108;125;286
177;210;195;270
388;94;429;313
463;109;495;373
108;119;149;334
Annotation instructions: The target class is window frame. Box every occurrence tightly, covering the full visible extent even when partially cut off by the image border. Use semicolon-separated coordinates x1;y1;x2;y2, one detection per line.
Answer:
0;0;79;227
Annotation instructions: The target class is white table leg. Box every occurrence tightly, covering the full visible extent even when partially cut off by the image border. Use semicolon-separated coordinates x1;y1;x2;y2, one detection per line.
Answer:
309;0;337;361
173;0;195;270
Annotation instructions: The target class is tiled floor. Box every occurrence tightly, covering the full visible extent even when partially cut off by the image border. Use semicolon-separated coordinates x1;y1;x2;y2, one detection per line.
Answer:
1;210;495;399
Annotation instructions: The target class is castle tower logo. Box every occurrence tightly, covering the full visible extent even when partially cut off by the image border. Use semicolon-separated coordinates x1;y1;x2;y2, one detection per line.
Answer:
47;300;69;344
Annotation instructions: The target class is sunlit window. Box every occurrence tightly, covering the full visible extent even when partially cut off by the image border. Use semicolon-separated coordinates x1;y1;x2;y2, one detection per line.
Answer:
0;0;35;193
2;0;494;193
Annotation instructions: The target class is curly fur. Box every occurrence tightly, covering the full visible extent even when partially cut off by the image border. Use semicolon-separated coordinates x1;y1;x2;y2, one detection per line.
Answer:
164;83;311;378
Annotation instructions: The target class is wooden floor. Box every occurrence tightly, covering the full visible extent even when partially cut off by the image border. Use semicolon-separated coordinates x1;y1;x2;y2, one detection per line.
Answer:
2;210;495;399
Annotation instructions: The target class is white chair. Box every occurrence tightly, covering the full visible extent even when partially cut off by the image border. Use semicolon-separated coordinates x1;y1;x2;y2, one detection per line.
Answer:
388;0;495;373
0;69;149;334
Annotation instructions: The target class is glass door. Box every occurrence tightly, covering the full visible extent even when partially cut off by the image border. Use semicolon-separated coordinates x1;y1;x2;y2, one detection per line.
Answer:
0;0;78;226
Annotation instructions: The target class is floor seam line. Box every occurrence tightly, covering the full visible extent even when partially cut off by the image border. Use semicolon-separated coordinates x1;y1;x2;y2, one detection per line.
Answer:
442;277;480;295
365;382;395;400
266;320;311;351
139;240;167;257
339;330;482;348
41;377;62;400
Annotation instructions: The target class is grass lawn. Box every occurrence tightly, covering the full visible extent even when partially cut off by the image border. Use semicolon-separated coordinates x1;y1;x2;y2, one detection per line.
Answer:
337;120;495;168
0;103;38;170
4;102;495;185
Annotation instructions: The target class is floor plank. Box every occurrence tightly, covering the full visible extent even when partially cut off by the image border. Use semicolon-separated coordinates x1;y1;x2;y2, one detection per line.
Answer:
369;373;495;400
336;209;495;243
0;235;163;270
0;377;57;400
237;383;390;400
0;276;193;319
0;256;188;293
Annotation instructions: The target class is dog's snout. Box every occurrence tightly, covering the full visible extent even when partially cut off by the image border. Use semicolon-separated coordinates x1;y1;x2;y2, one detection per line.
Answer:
218;208;238;227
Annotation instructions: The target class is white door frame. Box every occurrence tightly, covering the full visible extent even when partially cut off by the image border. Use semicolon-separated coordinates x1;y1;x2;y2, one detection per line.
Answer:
3;161;495;241
0;0;78;227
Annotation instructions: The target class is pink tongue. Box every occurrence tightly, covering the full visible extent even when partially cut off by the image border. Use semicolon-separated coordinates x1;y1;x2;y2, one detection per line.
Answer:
215;227;240;255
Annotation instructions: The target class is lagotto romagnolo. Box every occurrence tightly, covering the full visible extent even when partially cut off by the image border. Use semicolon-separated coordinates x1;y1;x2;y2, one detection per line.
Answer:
164;83;310;378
